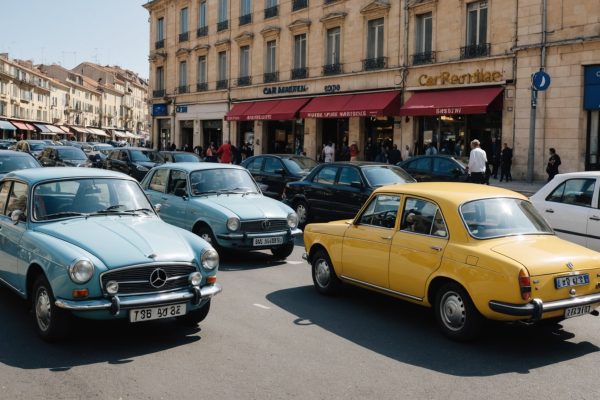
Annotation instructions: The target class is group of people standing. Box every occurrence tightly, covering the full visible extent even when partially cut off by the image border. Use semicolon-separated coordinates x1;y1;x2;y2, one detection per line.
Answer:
320;138;412;165
165;140;254;165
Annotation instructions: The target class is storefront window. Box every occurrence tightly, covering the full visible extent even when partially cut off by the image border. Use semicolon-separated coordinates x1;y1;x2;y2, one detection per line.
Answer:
365;117;394;161
266;120;303;154
203;120;223;149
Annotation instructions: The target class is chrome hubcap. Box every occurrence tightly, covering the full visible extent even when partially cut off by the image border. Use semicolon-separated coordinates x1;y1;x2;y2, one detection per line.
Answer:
315;259;331;288
36;288;52;332
200;233;212;244
296;204;307;224
440;291;466;331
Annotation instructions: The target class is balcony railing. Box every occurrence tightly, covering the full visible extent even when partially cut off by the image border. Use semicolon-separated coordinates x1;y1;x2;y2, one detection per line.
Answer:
292;0;308;11
239;14;252;26
291;67;308;80
324;0;338;4
178;32;189;42
237;76;252;86
197;26;208;37
460;43;490;59
217;20;229;32
363;57;387;71
412;51;436;65
177;85;189;94
152;89;166;98
322;63;342;75
264;72;279;83
264;5;278;19
155;39;165;49
196;82;208;92
216;79;228;90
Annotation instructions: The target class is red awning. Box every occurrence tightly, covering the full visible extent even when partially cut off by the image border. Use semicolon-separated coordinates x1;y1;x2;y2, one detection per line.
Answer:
399;87;504;116
10;121;31;130
299;91;401;119
225;98;310;121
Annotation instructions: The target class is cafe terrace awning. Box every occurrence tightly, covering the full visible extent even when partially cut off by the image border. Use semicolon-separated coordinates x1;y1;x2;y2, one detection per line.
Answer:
0;120;16;130
10;121;35;130
113;130;128;138
46;125;66;134
33;124;56;135
225;98;310;121
69;126;91;134
399;87;504;116
57;126;73;134
299;91;402;119
86;128;109;137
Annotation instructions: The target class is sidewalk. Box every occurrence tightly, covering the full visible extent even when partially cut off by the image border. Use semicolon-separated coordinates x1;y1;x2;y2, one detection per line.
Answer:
488;177;546;196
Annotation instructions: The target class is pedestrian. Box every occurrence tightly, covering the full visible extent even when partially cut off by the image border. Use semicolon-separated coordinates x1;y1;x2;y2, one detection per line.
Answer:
349;141;360;161
499;143;513;182
388;144;402;165
170;142;176;151
467;139;487;184
339;141;350;161
454;140;462;157
402;144;411;161
425;142;438;156
217;140;232;164
546;147;561;181
206;142;217;162
365;137;375;161
322;141;334;163
490;137;501;179
374;146;388;163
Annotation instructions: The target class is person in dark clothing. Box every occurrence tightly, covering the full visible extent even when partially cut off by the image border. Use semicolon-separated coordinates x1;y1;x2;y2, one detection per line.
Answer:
387;144;402;164
365;137;375;161
490;137;501;179
170;142;176;151
499;143;513;182
546;148;561;181
374;146;388;163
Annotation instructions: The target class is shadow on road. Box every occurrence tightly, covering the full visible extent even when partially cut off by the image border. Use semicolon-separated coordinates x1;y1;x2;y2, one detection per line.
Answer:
218;237;304;271
266;284;599;377
0;287;202;371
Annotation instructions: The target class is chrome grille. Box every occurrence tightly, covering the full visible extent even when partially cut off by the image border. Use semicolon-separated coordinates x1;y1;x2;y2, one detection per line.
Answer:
240;219;288;233
101;264;197;295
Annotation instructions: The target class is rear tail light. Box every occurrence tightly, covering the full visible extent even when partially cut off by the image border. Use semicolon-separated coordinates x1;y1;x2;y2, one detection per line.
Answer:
518;268;532;301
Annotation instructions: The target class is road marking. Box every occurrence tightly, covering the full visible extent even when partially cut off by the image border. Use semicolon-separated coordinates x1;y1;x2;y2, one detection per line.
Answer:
287;261;304;265
253;303;271;310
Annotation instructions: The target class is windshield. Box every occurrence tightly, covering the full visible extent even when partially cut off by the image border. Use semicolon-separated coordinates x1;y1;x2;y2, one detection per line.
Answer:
190;168;259;195
30;143;45;151
173;153;201;162
0;155;40;173
130;150;160;162
58;148;87;160
94;145;113;151
363;166;415;187
33;178;154;221
283;157;317;174
460;198;553;239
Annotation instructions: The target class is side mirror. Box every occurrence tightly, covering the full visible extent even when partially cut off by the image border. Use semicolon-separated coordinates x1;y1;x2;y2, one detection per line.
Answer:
10;210;24;224
154;203;162;213
350;181;363;189
174;187;187;198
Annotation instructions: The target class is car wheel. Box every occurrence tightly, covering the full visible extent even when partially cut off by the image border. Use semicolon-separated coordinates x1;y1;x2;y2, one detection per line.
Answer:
311;249;341;295
177;300;211;327
434;282;483;341
294;200;309;228
194;225;221;253
32;275;71;342
271;242;294;260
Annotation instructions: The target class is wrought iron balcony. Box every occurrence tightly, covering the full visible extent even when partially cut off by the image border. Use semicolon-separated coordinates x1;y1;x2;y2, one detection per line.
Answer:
239;14;252;26
264;5;278;19
216;79;228;90
217;20;229;32
324;0;338;4
178;32;189;42
322;63;342;75
363;57;387;71
152;89;166;98
292;0;308;11
177;85;189;94
460;43;490;59
263;72;279;83
237;76;252;86
196;82;208;92
291;67;308;80
197;26;208;37
412;51;436;65
155;39;165;50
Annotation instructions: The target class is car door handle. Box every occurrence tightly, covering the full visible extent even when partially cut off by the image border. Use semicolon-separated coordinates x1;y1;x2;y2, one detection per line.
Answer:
545;208;554;213
430;246;443;251
590;215;600;221
380;236;392;240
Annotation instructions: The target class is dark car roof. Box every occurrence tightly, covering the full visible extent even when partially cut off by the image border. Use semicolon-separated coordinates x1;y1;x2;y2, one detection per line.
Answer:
318;161;397;168
398;155;465;165
114;147;157;152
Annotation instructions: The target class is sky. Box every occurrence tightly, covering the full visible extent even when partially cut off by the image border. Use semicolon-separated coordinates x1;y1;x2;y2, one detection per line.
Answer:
0;0;150;78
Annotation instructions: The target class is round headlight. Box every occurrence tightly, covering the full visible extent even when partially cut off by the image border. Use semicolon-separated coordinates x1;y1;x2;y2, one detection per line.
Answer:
287;212;299;229
106;280;119;295
201;248;219;270
189;272;202;286
68;259;94;284
226;216;240;231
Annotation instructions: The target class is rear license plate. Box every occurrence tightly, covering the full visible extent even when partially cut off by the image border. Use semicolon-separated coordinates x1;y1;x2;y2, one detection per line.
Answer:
564;305;592;319
555;274;589;289
129;304;186;323
253;236;284;247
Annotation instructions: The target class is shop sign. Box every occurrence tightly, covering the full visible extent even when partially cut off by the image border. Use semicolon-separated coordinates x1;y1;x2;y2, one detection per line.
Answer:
584;65;600;110
152;104;168;117
419;70;503;86
176;105;188;113
263;85;308;95
304;111;369;118
324;84;341;93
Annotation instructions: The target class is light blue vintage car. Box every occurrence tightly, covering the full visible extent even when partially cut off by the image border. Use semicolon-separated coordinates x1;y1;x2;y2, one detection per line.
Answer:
0;168;221;341
141;163;302;259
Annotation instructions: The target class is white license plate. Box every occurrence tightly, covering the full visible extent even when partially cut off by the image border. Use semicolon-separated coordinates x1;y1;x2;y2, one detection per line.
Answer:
564;305;592;319
555;274;589;289
253;236;284;246
129;303;186;323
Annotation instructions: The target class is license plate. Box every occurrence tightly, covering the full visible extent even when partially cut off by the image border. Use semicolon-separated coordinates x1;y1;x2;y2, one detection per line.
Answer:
555;274;589;289
253;236;284;246
129;303;186;323
564;305;592;319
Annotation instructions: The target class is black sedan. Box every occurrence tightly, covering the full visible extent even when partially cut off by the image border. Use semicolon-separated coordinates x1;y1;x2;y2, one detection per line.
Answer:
104;147;163;181
397;155;468;182
38;146;91;167
159;151;202;163
0;150;41;179
283;162;415;227
241;154;318;199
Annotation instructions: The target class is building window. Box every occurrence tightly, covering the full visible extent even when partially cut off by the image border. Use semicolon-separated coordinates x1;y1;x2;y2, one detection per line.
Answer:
414;12;434;65
179;8;189;42
198;1;208;37
153;66;165;97
239;46;251;86
462;1;489;59
179;61;188;93
264;40;278;83
265;0;278;19
218;0;229;31
292;34;307;79
197;56;207;91
365;18;385;70
156;17;165;49
292;0;308;12
217;51;228;89
324;27;341;75
240;0;252;25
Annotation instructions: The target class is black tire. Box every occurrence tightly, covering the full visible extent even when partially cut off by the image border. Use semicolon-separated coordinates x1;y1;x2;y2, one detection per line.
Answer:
271;242;294;260
293;200;309;228
434;282;483;341
32;275;71;342
311;249;341;295
194;225;221;253
177;300;211;326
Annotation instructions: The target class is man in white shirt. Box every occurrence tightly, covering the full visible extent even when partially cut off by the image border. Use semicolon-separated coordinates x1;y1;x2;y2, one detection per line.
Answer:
467;139;487;184
322;142;334;163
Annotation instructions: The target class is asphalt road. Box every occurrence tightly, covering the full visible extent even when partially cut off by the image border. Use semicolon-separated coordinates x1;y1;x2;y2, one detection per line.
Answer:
1;240;600;400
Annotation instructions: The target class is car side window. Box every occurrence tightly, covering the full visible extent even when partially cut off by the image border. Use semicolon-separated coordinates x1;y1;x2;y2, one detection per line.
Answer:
120;151;129;161
0;182;10;214
263;158;283;173
413;157;431;171
314;166;337;185
401;197;447;238
148;169;169;192
433;158;455;176
245;158;262;173
547;178;595;207
167;170;188;196
337;167;361;186
357;194;400;228
5;182;28;217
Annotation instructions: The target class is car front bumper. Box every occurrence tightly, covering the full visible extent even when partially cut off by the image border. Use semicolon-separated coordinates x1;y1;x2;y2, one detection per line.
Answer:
489;292;600;320
216;228;302;249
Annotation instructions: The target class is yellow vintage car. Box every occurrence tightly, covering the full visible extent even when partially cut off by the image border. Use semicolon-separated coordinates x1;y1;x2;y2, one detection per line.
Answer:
303;182;600;341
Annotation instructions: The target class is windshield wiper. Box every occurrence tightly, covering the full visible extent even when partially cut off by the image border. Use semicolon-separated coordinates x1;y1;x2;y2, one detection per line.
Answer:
193;190;219;196
124;208;154;214
39;211;88;221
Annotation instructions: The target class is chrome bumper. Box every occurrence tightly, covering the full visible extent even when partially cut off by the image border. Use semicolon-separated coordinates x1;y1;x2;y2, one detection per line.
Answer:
489;292;600;320
55;284;222;314
217;228;302;240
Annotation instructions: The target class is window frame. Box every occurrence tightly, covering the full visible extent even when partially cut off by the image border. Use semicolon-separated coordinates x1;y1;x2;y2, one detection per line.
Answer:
466;0;487;46
415;12;433;54
148;168;170;193
367;18;385;60
218;0;228;23
545;178;597;208
326;27;341;66
265;40;277;74
0;181;11;215
197;55;207;84
179;60;188;88
199;0;207;28
294;33;307;69
400;196;449;238
356;194;401;229
313;165;338;185
239;45;250;78
156;17;164;41
180;7;189;35
218;51;228;81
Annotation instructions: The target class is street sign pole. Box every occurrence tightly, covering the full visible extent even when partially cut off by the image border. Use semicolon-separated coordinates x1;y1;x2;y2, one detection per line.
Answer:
527;88;538;183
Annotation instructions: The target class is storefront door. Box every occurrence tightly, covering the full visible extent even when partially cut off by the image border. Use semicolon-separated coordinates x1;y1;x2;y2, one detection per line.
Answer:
586;111;600;170
203;120;223;149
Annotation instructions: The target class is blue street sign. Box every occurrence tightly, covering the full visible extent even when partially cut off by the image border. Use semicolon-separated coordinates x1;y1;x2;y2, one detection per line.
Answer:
532;70;551;91
584;65;600;110
152;104;168;117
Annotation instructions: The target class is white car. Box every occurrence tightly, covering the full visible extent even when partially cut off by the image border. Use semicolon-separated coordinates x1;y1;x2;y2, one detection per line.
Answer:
530;172;600;251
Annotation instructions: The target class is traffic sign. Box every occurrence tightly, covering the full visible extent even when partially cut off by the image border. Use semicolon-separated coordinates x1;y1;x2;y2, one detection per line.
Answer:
532;70;551;91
